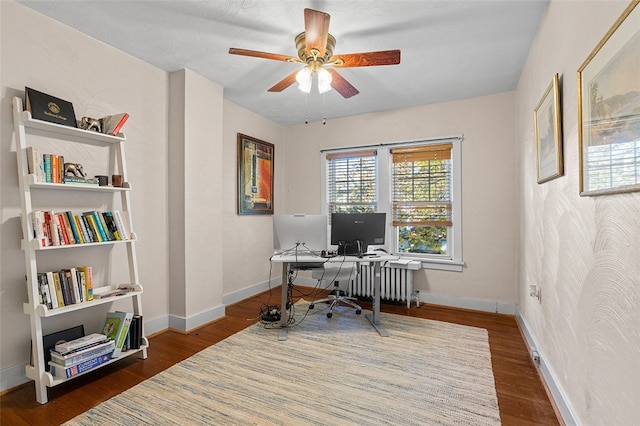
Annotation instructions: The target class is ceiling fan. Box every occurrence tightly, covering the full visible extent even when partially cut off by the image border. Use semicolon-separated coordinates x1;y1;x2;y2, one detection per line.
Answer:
229;8;401;99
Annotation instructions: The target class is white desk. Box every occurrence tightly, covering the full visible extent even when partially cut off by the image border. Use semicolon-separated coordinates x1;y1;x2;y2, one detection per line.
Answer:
271;252;399;341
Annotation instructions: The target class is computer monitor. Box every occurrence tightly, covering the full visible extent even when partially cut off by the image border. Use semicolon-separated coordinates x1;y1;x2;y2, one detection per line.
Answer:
330;212;386;257
272;214;327;253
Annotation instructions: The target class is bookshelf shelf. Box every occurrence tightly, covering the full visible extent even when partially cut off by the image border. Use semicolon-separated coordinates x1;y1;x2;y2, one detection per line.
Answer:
24;284;144;317
20;109;125;144
28;174;132;191
22;233;138;251
25;343;149;387
12;96;147;404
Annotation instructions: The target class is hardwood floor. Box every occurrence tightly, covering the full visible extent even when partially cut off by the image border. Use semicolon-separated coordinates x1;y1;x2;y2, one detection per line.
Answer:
1;286;560;425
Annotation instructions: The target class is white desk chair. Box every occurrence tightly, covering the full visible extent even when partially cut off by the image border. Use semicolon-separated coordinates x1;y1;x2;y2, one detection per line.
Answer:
309;262;361;318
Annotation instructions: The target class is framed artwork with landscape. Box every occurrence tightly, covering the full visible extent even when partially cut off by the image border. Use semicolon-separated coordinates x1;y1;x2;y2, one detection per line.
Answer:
534;73;563;183
577;0;640;196
237;133;274;215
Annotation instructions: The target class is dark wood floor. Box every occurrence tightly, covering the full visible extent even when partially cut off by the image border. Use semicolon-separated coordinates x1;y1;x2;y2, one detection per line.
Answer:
1;286;560;425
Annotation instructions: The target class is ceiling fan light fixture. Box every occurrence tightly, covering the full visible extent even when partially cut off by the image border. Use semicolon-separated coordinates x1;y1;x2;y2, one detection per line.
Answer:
317;67;332;94
296;66;312;93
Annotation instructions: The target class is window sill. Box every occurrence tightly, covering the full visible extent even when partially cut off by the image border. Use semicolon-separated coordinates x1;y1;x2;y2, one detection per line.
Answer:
397;255;464;272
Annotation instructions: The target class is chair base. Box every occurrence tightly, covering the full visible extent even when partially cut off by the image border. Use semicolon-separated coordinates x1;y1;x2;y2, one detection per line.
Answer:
309;291;362;318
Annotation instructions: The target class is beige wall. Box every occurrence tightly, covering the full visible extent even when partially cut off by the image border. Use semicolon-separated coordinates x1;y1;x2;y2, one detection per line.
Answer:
1;1;169;387
4;2;640;423
515;0;640;424
284;92;520;309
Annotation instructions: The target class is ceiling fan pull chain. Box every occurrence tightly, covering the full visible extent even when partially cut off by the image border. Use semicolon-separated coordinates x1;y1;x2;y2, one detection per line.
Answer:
322;93;327;125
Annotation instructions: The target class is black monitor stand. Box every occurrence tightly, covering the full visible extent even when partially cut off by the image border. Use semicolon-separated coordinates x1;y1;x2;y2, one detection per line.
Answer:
337;240;364;258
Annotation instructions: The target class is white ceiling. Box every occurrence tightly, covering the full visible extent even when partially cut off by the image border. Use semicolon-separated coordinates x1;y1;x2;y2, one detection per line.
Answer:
18;1;548;126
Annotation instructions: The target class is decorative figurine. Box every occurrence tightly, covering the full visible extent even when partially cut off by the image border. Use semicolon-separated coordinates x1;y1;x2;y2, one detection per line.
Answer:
64;163;86;178
78;116;102;132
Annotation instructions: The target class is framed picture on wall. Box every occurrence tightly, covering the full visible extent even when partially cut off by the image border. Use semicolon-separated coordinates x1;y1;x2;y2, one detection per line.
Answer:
534;73;563;183
237;133;274;215
577;0;640;196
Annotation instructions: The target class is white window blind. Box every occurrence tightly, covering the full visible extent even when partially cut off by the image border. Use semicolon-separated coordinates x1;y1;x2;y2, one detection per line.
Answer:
391;143;452;226
326;150;377;216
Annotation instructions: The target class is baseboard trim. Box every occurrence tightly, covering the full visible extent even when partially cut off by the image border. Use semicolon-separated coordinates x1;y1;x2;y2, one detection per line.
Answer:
168;304;226;333
420;293;515;315
515;308;578;426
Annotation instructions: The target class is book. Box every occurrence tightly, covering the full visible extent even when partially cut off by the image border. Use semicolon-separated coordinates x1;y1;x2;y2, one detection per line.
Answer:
97;211;114;241
25;87;77;128
32;210;47;247
51;154;59;184
102;311;133;358
102;113;129;135
43;154;52;183
49;353;111;379
56;213;70;245
84;211;107;242
129;314;143;349
63;176;99;185
65;211;81;244
50;340;115;367
25;146;45;182
54;333;108;355
76;266;93;301
68;267;83;303
46;211;61;246
37;273;52;309
57;270;72;306
60;213;76;245
102;212;120;240
81;215;97;242
51;271;65;307
45;271;59;309
74;214;90;243
112;210;130;240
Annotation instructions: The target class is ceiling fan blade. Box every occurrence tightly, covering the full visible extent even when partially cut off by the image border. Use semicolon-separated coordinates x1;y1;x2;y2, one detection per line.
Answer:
229;48;295;63
268;70;299;92
304;8;330;57
331;50;401;68
327;69;359;99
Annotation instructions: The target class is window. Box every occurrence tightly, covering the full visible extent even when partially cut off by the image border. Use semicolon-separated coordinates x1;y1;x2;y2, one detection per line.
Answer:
326;150;377;216
391;144;452;256
322;137;463;271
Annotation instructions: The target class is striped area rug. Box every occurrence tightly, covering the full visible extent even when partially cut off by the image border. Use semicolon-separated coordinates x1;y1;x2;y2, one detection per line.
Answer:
65;303;501;425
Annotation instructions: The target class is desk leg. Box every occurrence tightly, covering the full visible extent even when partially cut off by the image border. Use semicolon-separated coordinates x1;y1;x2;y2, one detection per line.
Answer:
278;262;289;341
365;261;389;337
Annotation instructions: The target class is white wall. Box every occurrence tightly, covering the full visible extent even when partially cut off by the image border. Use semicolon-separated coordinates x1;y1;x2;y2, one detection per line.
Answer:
284;92;520;311
221;101;286;303
515;0;640;424
0;1;169;388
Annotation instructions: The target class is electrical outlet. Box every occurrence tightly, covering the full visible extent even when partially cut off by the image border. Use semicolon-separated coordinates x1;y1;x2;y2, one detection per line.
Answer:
532;349;541;365
529;285;541;303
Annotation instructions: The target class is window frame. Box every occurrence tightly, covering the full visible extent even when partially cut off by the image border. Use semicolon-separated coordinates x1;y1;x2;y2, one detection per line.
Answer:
321;136;463;272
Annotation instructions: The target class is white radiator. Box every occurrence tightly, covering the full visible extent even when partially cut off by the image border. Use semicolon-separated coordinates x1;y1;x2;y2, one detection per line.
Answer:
348;261;421;308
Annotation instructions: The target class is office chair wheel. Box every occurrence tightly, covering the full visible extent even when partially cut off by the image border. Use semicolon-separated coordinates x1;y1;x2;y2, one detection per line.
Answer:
326;312;333;318
356;309;362;315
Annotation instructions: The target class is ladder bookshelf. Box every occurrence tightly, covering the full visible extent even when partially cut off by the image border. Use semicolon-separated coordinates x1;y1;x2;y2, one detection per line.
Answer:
12;96;148;404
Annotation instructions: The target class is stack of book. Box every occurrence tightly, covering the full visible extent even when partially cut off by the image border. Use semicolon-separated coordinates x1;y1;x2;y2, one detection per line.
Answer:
48;333;115;379
29;209;130;248
36;266;93;309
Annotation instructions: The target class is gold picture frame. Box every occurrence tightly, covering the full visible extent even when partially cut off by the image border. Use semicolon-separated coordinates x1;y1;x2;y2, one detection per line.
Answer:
237;133;274;215
577;0;640;196
534;73;563;183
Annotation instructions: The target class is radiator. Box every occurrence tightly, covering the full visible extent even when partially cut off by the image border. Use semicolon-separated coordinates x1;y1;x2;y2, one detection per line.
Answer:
348;261;421;308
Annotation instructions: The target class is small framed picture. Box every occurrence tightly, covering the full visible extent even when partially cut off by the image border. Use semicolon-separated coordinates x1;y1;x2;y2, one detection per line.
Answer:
577;0;640;195
237;134;274;215
534;73;563;183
